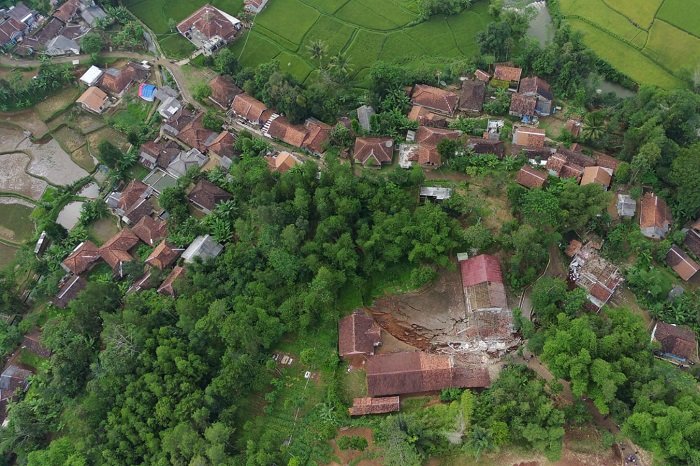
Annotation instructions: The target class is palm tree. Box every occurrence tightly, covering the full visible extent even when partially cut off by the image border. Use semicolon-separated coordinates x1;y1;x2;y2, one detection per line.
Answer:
306;39;327;68
582;111;605;141
328;53;353;79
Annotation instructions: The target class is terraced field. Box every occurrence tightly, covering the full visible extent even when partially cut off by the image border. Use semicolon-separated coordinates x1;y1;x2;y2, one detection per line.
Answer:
560;0;698;88
126;0;491;86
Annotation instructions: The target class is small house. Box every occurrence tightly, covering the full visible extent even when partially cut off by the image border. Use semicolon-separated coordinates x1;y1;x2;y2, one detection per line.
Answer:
52;0;79;24
45;35;79;56
175;114;218;152
353;137;394;167
410;126;461;169
458;79;486;113
509;93;537;118
467;138;504;158
518;76;553;116
61;241;100;275
580;166;612;189
139;139;182;170
419;186;452;202
265;151;299;174
187;179;232;214
79;65;103;87
640;193;671;240
231;93;270;126
516;165;547;189
158;266;185;297
98;228;140;278
244;0;269;13
407;105;447;128
616;194;636;218
349;397;400;416
208;75;242;110
666;245;699;281
684;219;700;258
474;69;490;82
512;126;545;149
131;216;167;247
182;235;223;263
493;65;522;91
411;84;460;116
146;241;184;270
76;86;108;114
167;148;209;179
52;275;86;309
565;119;582;138
338;310;381;365
651;322;698;365
569;241;624;310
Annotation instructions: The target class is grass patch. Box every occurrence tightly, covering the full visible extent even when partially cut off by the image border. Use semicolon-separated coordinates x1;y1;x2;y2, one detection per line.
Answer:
0;203;34;242
300;15;356;59
341;367;367;403
52;126;86;153
255;0;320;45
300;0;348;14
108;94;153;135
345;30;386;74
656;0;700;35
275;51;314;82
159;34;196;59
17;348;49;372
336;0;416;30
88;217;119;245
567;18;685;88
645;19;700;72
604;0;662;29
228;30;284;67
34;86;81;122
70;146;97;173
561;0;647;47
87;127;129;153
0;243;18;269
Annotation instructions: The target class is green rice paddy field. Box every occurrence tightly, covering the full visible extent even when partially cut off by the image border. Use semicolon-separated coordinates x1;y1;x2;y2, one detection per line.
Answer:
560;0;699;88
125;0;491;86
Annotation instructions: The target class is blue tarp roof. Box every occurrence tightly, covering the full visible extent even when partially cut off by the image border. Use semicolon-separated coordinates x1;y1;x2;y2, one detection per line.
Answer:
139;83;157;101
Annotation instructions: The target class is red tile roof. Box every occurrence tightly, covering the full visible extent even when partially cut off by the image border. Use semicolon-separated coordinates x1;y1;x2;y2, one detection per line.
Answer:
208;75;242;109
459;254;503;287
265;151;298;173
302;119;331;154
407;105;448;127
366;352;490;396
177;4;240;42
206;131;236;159
62;241;100;275
99;228;140;275
653;322;698;361
512;126;545;148
475;69;490;82
52;275;86;309
412;126;461;167
118;180;149;212
131;216;167;247
516;165;547;188
177;114;218;152
146;241;184;270
666;245;699;281
580;166;612;188
158;266;185;296
459;80;486;112
640;193;672;231
353;137;394;166
493;65;522;83
411;84;459;115
349;397;400;416
519;76;552;100
267;117;307;148
53;0;79;23
338;310;381;359
231;93;268;124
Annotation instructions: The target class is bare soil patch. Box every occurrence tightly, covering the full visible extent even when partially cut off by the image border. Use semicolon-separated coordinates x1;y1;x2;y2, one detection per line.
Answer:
0;153;47;199
18;137;89;185
0;110;49;138
329;427;381;466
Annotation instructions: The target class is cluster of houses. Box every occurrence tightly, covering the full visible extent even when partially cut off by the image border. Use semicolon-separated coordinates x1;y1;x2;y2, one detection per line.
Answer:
0;0;106;56
53;176;231;309
76;61;151;114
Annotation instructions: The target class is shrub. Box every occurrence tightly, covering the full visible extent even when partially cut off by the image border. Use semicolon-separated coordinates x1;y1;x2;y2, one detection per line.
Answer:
337;435;368;451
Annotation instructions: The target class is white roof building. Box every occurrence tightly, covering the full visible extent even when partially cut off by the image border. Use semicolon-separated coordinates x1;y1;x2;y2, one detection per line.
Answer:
80;65;103;86
182;235;223;263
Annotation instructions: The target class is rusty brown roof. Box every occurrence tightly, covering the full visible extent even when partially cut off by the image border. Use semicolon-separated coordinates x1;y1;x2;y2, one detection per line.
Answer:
53;0;80;23
459;80;486;112
653;322;698;361
62;241;100;275
640;193;672;230
146;241;184;270
231;93;268;123
519;76;552;100
158;266;185;296
187;179;232;212
685;228;700;258
366;352;490;396
118;180;149;212
513;126;545;148
407;105;447;127
52;275;86;309
467;138;504;157
353;137;394;166
411;84;459;115
349;396;400;416
131;216;167;247
206;131;236;159
580;166;612;188
177;4;240;42
265;151;299;173
267;116;307;148
99;229;140;274
208;75;242;109
177;114;218;152
76;86;108;113
339;310;381;359
594;153;619;172
666;245;699;281
493;65;522;83
302;119;331;154
509;93;537;117
516;165;547;188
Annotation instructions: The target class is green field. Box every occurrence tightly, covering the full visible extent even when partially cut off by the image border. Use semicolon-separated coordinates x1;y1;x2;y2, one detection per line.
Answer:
0;203;35;243
126;0;491;86
560;0;697;88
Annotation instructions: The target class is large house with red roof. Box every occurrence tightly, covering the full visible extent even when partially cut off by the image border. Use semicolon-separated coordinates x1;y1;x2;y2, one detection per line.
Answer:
177;4;242;55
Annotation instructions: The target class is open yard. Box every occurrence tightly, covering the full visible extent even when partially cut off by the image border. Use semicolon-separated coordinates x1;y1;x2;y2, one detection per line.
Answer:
126;0;491;86
560;0;694;88
0;243;18;269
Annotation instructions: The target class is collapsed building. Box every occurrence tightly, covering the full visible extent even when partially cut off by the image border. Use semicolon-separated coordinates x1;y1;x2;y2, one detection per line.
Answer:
457;254;515;353
568;241;624;310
